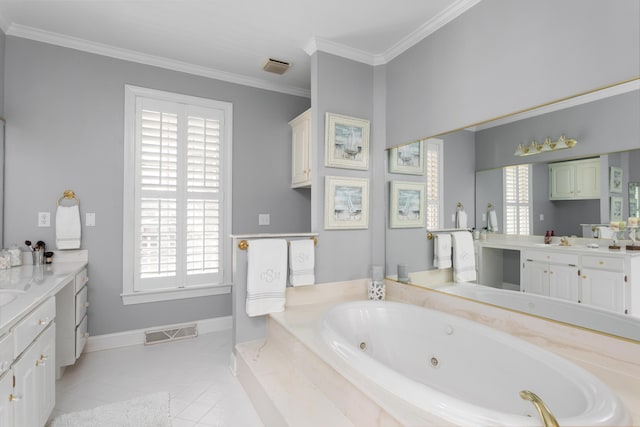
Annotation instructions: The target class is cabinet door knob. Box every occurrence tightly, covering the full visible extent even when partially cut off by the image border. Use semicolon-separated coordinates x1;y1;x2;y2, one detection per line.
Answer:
38;317;50;325
9;394;22;402
583;275;587;279
40;354;49;361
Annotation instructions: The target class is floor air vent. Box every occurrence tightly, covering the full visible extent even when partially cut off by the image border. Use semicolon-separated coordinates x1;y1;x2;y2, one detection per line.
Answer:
144;323;198;345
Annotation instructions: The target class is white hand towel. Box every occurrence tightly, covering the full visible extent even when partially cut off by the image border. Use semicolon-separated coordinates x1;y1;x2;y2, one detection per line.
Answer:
488;210;499;232
56;205;82;249
246;239;287;317
433;234;452;269
288;239;315;286
451;231;476;283
456;210;468;229
596;226;613;239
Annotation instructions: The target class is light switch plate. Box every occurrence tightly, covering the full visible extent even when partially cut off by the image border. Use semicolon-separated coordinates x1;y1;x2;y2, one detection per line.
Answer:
258;214;270;226
86;212;96;227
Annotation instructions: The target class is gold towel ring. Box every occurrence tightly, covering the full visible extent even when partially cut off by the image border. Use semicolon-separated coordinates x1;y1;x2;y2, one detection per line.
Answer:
57;189;80;206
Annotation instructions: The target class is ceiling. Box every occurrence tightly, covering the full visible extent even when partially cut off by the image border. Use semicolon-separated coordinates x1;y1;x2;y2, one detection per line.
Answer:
0;0;480;97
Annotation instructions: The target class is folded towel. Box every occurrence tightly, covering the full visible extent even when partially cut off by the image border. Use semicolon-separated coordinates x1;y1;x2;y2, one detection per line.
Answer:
288;239;315;286
488;210;499;232
433;234;452;269
596;226;613;239
246;239;287;317
456;210;468;229
451;231;476;283
56;205;81;249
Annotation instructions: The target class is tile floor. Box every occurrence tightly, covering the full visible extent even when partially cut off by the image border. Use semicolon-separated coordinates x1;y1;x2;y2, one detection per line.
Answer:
49;329;264;427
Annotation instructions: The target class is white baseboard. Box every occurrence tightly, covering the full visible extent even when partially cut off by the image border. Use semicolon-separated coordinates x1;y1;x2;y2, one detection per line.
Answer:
85;316;232;353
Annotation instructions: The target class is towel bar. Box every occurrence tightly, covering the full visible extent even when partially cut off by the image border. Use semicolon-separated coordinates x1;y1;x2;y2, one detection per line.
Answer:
427;228;472;240
238;236;317;250
57;189;80;206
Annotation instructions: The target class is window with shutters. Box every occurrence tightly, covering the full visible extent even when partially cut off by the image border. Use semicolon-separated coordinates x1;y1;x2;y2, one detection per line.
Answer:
122;85;232;304
503;164;531;235
425;138;443;230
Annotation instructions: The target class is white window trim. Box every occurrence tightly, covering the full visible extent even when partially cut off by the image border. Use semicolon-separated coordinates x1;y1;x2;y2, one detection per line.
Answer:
502;164;532;235
426;138;444;230
122;85;233;305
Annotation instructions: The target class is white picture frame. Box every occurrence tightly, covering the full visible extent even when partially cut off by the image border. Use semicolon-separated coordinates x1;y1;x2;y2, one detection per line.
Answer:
324;176;369;229
610;196;623;222
389;140;424;175
389;181;426;228
610;166;623;193
325;113;370;170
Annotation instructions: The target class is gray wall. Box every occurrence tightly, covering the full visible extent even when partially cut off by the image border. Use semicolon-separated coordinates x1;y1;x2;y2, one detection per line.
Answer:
3;37;310;335
310;52;380;282
386;0;640;147
0;29;5;249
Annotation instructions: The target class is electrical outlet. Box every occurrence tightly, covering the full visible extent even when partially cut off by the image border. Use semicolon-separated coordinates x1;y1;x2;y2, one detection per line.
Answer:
38;212;51;227
539;213;545;221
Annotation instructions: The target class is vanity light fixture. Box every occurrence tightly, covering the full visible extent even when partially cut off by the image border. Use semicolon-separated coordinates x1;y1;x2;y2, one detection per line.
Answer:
514;135;578;156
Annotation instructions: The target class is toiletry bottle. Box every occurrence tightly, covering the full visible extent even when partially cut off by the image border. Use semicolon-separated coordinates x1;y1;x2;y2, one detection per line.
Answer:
544;230;551;244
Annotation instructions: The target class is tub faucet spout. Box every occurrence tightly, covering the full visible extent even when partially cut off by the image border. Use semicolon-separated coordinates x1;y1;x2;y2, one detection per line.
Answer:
520;390;559;427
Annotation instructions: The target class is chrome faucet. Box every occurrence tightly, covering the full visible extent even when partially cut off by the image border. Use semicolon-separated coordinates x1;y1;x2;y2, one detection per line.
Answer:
520;390;559;427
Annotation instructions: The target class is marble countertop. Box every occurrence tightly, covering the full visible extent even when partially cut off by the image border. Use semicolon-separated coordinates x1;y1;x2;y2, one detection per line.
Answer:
477;236;640;256
0;261;87;335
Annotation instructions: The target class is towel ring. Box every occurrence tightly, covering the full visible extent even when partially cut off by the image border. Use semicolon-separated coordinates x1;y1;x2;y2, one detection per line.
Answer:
57;190;80;206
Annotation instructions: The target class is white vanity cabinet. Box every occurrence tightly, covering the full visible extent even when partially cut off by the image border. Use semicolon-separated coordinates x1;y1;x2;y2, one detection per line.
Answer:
0;296;56;427
289;108;312;188
521;250;579;302
56;267;89;376
549;158;600;200
579;255;627;313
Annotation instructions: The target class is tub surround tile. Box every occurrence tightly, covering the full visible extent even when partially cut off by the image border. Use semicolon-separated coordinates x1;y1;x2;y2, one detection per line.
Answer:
238;279;638;426
236;339;357;427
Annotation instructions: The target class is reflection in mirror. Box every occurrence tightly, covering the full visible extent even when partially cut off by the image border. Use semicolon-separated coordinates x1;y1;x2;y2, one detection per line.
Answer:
630;182;640;218
385;79;640;341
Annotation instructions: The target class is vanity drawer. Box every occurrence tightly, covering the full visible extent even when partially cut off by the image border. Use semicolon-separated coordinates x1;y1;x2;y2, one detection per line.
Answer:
76;315;88;359
75;267;88;293
0;333;13;376
581;255;624;271
75;285;89;325
13;297;55;358
524;250;578;266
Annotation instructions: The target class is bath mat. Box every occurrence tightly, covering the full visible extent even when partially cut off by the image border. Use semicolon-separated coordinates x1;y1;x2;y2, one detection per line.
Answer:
50;392;171;427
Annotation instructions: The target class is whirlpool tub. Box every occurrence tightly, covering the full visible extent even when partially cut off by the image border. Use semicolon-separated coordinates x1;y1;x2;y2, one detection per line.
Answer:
319;300;631;426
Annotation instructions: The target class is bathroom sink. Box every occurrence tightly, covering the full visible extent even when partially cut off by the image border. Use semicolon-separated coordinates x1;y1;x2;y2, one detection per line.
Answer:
0;289;25;307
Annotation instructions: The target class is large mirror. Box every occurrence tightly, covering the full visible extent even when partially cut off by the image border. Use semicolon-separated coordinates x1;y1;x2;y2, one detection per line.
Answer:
385;79;640;341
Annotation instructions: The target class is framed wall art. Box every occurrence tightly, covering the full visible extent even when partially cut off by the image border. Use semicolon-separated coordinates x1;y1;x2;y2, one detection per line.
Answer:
324;176;369;229
610;166;623;193
389;140;424;175
389;181;426;228
325;113;370;170
610;196;623;222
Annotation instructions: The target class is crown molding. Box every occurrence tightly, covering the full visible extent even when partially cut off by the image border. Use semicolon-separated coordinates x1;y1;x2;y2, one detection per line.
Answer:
382;0;482;63
6;23;311;98
305;0;481;66
304;37;382;66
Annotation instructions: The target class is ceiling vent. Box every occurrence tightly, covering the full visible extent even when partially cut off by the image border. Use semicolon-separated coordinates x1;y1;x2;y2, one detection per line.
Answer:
263;58;292;75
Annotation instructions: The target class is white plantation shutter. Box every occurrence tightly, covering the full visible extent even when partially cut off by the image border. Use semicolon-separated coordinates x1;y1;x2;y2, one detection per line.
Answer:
425;139;443;230
123;86;232;303
503;164;531;235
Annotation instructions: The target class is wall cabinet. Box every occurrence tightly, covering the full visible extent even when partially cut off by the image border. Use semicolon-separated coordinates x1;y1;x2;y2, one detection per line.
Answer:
549;158;600;200
0;296;56;427
289;109;312;188
56;267;89;377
